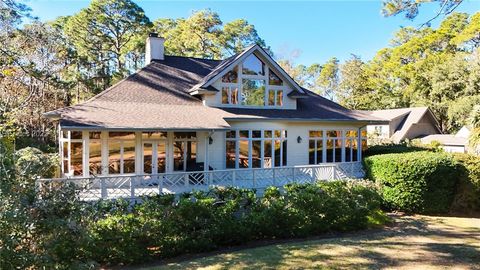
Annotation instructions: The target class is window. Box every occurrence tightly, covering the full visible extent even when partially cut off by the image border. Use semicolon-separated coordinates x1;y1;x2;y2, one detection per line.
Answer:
345;130;358;162
173;132;197;171
269;69;283;86
242;79;265;106
60;130;84;176
142;132;167;174
89;132;102;175
221;86;238;105
242;54;265;75
218;53;288;108
225;129;287;169
222;66;238;83
268;89;283;106
309;129;365;164
308;131;324;164
108;132;135;174
361;128;368;155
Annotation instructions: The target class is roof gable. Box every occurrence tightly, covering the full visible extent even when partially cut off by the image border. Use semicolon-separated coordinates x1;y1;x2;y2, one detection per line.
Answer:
190;44;306;95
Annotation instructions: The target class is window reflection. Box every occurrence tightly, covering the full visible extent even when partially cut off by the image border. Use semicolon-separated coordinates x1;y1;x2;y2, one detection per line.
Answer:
252;140;261;168
71;142;83;176
242;54;265;75
269;69;283;85
239;140;249;168
226;141;236;169
89;141;102;175
222;66;238;83
242;79;265;106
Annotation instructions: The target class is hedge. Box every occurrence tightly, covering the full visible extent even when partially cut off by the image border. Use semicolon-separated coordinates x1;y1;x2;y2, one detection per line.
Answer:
364;151;458;213
0;180;384;268
451;153;480;212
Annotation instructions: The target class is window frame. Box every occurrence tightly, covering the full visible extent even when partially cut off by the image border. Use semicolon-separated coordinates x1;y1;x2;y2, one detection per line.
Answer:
218;53;285;109
225;129;287;169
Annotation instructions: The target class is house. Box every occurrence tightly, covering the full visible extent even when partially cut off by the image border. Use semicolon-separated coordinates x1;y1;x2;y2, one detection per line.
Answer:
365;107;442;143
420;126;471;153
43;33;385;199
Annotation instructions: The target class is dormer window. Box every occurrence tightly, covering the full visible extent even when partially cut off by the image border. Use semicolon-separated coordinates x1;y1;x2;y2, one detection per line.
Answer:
242;54;265;75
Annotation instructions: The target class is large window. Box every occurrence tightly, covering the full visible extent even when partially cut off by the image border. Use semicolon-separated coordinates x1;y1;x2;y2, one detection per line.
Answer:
219;53;285;108
242;79;265;106
142;132;167;174
309;129;366;164
225;129;287;169
108;132;135;174
173;132;197;171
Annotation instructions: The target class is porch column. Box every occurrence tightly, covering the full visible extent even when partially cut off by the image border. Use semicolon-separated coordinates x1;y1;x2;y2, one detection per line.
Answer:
101;131;108;175
82;131;89;177
204;132;209;171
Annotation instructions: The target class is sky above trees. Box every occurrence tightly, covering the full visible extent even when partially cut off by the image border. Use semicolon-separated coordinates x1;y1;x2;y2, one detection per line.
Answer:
26;0;480;66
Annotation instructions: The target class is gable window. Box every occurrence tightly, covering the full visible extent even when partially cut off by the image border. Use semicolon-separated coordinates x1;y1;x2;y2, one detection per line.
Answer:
217;53;288;108
222;66;238;83
242;54;265;75
221;86;238;104
269;69;283;86
242;79;265;106
226;129;287;169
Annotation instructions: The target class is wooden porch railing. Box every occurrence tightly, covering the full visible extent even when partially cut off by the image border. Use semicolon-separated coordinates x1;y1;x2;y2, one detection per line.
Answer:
36;162;364;201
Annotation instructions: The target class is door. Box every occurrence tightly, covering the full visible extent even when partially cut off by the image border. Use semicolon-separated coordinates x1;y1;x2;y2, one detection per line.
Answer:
143;141;167;175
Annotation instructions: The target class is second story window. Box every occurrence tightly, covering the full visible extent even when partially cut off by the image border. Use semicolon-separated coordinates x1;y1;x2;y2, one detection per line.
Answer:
218;53;286;108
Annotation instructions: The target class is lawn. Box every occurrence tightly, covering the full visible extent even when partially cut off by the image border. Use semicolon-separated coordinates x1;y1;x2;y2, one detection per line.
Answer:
137;215;480;270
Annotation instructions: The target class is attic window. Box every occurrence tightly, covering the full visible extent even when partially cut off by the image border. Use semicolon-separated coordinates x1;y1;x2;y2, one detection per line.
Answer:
269;69;283;86
222;66;238;83
242;54;265;76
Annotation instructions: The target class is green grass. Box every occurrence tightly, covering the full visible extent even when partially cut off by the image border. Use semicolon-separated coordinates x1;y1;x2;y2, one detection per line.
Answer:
137;215;480;270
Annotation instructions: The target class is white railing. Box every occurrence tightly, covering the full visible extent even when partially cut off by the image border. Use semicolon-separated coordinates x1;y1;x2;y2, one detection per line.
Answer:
36;162;364;201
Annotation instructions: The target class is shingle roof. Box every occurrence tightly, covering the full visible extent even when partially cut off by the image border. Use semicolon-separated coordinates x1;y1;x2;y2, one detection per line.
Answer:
420;134;467;146
46;48;385;130
365;107;442;142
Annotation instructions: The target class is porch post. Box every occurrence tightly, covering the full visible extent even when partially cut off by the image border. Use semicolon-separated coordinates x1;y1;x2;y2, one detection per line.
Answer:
204;132;209;171
83;131;89;177
101;131;108;175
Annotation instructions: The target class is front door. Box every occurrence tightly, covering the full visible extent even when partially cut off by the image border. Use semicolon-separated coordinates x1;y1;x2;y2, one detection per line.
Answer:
143;141;167;175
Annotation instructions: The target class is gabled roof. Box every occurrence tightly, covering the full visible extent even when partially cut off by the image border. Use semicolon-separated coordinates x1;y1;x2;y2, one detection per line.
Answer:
190;44;307;96
365;107;442;142
45;45;384;130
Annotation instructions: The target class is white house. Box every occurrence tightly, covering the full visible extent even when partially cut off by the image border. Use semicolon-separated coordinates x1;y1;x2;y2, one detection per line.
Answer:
421;126;471;153
366;107;442;143
43;34;385;199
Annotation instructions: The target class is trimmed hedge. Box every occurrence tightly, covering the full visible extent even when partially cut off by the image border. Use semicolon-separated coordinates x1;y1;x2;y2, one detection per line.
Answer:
451;153;480;212
87;181;382;265
364;151;458;213
364;144;430;157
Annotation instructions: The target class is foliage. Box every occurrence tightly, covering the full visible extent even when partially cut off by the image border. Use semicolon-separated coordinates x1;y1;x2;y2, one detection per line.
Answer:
364;143;430;157
364;151;458;213
14;147;58;179
382;0;464;22
451;153;480;212
0;179;384;268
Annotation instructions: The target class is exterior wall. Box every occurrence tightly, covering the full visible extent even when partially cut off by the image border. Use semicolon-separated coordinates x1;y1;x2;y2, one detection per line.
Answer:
215;120;367;168
366;125;390;139
405;123;440;140
60;121;368;177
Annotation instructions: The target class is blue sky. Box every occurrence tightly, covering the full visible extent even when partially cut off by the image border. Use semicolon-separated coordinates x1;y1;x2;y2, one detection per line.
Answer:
28;0;480;66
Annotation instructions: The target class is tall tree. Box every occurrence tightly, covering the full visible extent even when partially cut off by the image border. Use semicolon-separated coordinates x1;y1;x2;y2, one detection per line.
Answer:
316;57;339;100
153;10;268;59
64;0;151;84
382;0;464;26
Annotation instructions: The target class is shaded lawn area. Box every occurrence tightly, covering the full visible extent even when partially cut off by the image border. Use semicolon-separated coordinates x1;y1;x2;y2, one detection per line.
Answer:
138;215;480;270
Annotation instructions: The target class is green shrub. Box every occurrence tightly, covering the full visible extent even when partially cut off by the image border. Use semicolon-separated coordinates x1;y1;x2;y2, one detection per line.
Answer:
364;151;458;213
15;147;58;179
364;144;429;157
451;153;480;212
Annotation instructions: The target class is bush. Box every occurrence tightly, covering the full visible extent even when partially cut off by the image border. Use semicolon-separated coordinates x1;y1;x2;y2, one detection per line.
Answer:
451;153;480;212
364;144;429;157
15;147;58;179
86;181;383;264
364;151;458;213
